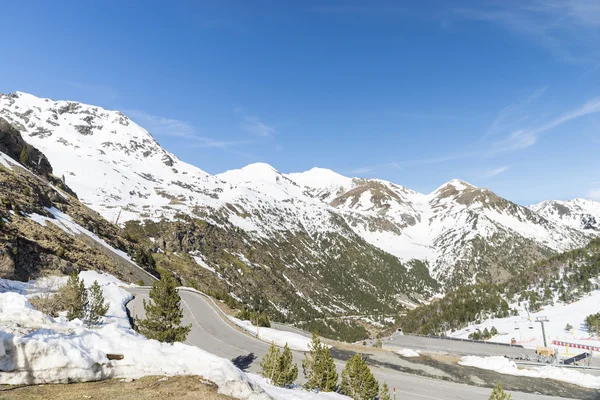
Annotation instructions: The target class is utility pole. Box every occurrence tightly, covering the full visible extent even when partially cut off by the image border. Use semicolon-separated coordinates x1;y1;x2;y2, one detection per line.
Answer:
536;316;549;347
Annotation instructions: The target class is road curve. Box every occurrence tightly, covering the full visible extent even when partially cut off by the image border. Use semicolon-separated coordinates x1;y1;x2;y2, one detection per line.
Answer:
126;288;575;400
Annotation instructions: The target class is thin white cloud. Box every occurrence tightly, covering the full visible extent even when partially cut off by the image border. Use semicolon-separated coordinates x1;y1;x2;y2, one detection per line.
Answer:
483;166;511;178
125;110;248;149
485;87;547;138
588;189;600;201
350;94;600;176
235;107;276;137
493;96;600;152
455;1;600;65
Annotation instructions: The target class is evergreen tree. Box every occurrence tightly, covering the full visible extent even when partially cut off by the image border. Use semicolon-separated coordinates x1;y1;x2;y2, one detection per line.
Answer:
19;146;29;165
303;332;338;392
63;274;88;321
490;326;498;336
565;323;573;331
260;342;281;383
278;343;298;386
340;353;379;400
136;274;191;343
379;382;392;400
259;342;298;386
489;382;512;400
85;280;109;328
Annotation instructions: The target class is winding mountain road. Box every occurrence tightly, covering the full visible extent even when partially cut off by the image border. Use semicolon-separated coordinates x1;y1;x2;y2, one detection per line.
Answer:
126;288;576;400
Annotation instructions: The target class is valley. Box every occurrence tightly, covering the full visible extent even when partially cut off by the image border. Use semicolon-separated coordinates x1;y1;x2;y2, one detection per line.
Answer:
1;91;599;340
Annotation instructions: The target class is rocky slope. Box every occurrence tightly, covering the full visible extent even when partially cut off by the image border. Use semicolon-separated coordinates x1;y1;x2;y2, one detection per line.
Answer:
0;117;156;285
0;91;598;324
531;199;600;231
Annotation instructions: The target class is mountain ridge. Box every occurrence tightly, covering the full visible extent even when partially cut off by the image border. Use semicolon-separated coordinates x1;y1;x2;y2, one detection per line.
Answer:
1;90;598;298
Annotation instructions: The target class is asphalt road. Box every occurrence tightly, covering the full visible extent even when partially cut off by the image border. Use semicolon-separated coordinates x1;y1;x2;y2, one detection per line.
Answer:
385;334;538;358
126;288;576;400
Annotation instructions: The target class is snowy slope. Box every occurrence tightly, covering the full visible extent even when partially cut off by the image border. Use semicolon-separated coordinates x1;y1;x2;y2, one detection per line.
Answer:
0;271;350;399
1;91;597;288
531;199;600;231
450;288;600;354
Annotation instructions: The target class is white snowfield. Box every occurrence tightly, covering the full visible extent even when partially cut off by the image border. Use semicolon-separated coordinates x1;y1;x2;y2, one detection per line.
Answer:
450;288;600;353
459;356;600;389
1;91;599;286
228;316;313;352
0;271;346;399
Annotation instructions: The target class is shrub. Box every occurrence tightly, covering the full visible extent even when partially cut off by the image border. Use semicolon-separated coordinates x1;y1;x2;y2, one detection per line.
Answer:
565;323;573;331
19;146;29;165
489;382;512;400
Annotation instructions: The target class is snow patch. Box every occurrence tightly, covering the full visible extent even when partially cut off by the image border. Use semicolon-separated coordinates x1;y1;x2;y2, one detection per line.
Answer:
395;348;420;358
459;356;600;389
228;316;313;352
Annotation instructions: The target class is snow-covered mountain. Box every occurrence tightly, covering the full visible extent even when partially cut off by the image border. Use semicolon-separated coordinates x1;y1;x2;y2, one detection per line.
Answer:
1;91;598;294
531;199;600;231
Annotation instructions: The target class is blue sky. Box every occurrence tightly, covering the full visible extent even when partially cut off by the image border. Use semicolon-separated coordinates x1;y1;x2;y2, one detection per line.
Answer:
1;0;600;204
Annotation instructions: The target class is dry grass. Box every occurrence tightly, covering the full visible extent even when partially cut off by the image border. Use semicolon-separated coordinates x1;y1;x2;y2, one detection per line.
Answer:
0;376;235;400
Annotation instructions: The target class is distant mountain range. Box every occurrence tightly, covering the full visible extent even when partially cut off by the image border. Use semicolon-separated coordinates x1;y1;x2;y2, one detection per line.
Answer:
1;91;599;331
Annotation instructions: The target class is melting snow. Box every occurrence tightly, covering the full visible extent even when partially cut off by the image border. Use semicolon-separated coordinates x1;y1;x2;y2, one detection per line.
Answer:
459;356;600;389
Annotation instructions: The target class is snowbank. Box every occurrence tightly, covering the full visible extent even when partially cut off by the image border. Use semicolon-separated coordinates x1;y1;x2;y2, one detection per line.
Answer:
395;348;420;358
459;356;600;389
228;317;313;352
248;373;348;399
0;279;270;400
0;275;67;296
0;271;351;399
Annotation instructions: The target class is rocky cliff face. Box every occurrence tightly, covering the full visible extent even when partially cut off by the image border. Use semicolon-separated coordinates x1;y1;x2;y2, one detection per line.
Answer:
0;124;155;285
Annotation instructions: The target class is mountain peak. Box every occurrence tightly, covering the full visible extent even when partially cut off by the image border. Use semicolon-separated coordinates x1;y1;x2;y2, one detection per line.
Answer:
432;179;476;196
287;167;352;189
446;179;475;190
217;162;282;184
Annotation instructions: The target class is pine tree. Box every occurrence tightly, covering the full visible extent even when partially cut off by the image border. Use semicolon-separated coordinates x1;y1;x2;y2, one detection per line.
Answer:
379;382;392;400
63;274;88;321
303;332;338;392
565;323;573;331
489;382;512;400
483;327;491;339
340;353;379;400
278;343;298;386
260;343;298;386
85;280;109;328
136;274;191;343
19;146;29;165
260;342;281;383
